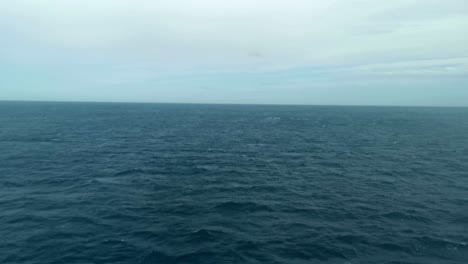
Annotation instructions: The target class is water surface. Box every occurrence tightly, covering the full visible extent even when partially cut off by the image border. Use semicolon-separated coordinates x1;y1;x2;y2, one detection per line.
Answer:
1;102;467;263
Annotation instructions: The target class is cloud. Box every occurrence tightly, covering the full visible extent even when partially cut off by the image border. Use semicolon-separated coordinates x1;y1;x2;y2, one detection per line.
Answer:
1;0;467;105
348;57;468;76
2;0;467;66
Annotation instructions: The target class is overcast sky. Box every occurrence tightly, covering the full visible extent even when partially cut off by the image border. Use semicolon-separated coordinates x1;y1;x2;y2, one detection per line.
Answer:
1;0;467;106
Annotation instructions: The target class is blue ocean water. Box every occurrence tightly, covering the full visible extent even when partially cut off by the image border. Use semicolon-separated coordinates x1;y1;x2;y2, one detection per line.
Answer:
0;101;467;264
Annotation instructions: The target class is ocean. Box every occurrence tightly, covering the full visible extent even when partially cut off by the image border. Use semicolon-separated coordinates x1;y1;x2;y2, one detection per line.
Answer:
0;101;467;264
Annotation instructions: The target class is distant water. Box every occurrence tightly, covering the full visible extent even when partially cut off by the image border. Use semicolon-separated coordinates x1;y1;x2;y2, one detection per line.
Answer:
1;101;468;264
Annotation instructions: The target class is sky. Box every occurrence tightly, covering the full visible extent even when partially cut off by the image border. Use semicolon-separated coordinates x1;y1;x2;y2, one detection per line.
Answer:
1;0;468;106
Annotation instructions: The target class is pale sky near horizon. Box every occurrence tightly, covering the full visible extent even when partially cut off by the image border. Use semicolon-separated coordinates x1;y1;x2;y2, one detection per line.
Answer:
1;0;468;106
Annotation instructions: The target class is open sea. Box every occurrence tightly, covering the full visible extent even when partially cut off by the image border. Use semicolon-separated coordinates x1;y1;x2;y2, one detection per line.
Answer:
0;101;467;264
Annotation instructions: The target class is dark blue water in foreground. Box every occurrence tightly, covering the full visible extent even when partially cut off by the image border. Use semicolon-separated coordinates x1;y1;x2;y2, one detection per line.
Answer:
1;102;468;264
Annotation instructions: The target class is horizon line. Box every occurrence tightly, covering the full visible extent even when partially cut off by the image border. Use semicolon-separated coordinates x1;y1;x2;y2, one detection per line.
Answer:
1;99;467;108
